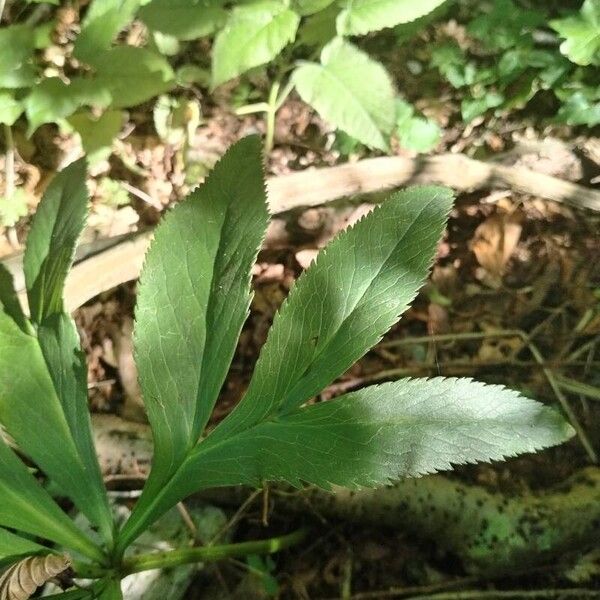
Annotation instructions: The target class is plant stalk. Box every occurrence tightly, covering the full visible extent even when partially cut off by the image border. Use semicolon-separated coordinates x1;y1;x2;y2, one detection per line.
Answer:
265;81;280;154
121;527;307;575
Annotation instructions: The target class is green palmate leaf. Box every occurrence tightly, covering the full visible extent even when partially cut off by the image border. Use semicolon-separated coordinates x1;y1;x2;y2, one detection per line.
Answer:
0;437;101;561
212;2;300;87
0;529;45;567
91;47;176;108
214;185;453;441
292;38;396;150
0;25;36;88
74;0;141;63
68;110;124;164
24;159;88;324
336;0;449;36
139;0;227;40
0;93;24;126
19;159;113;542
132;136;268;497
551;0;600;66
117;184;451;548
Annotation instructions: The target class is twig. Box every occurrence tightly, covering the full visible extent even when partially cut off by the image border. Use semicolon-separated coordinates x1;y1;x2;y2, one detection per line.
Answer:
120;181;163;210
555;374;600;402
176;502;198;541
208;488;262;545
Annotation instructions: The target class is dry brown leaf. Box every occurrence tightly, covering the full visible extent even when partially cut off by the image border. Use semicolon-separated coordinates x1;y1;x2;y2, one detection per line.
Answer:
0;554;70;600
470;212;522;286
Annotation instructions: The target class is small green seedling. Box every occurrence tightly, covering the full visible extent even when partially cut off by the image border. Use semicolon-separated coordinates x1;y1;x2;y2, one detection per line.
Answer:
0;137;573;598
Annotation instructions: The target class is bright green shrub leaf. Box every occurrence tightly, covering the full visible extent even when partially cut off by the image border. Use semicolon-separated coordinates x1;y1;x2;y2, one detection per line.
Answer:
129;377;573;529
461;91;504;123
211;185;453;443
0;93;24;126
0;25;36;88
0;431;101;560
23;78;111;135
395;99;440;153
132;136;268;499
0;189;28;228
556;88;600;126
68;110;124;164
467;0;544;51
139;0;227;40
292;38;395;150
91;47;175;108
551;0;600;66
23;159;88;323
0;529;45;566
336;0;449;36
212;2;300;87
74;0;141;63
297;4;338;46
292;0;336;16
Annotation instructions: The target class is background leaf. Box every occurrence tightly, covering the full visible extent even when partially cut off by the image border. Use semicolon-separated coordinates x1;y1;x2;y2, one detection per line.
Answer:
212;185;453;443
0;25;36;88
67;110;124;164
336;0;449;36
139;0;227;40
292;0;336;16
395;99;441;152
23;78;111;135
0;190;29;229
91;47;176;108
292;39;396;150
74;0;141;63
551;0;600;66
212;2;300;87
0;93;24;126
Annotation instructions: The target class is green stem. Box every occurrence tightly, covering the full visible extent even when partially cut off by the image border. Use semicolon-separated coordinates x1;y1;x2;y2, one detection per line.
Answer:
235;102;270;116
265;81;280;154
120;528;307;576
